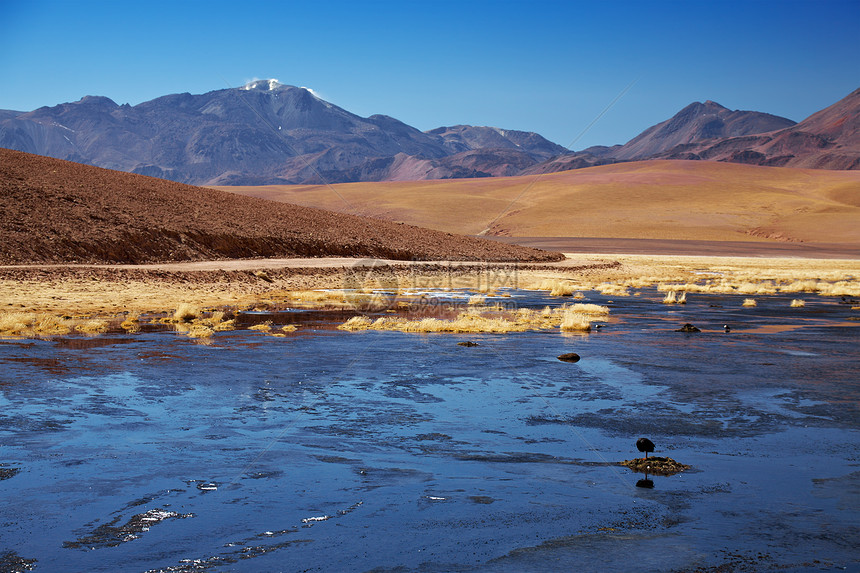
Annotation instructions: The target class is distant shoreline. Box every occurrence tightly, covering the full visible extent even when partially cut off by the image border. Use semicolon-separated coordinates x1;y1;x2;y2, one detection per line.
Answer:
487;237;860;259
1;254;857;327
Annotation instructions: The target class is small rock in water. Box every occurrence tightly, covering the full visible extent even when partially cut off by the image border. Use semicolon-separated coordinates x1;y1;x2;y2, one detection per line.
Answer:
557;353;580;363
458;341;479;347
675;323;700;333
620;456;691;476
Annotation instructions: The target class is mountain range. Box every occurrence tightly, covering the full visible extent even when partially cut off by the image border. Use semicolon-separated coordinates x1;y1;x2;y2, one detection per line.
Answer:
1;81;857;185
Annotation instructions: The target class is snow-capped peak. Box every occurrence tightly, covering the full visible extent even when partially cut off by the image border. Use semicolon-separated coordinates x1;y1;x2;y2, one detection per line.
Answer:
241;79;283;91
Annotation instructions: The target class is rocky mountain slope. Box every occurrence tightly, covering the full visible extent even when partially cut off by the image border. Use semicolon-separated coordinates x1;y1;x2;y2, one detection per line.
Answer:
0;148;562;264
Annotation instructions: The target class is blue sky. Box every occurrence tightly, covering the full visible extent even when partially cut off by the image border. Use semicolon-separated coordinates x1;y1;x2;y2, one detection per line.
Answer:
1;0;858;150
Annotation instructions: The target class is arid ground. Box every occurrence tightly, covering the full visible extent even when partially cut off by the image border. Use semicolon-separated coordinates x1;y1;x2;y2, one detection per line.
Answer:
217;159;860;245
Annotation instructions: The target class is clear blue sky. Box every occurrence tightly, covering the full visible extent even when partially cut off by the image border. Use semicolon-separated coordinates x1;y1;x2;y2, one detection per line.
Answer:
1;0;858;150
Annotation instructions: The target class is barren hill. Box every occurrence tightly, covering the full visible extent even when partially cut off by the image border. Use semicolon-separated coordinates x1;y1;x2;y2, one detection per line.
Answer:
0;148;562;265
219;160;860;245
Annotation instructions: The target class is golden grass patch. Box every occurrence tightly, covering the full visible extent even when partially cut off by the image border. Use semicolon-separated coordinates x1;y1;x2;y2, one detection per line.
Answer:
790;299;805;307
742;298;757;307
338;303;609;334
173;303;200;322
560;310;591;332
75;319;109;334
0;312;34;336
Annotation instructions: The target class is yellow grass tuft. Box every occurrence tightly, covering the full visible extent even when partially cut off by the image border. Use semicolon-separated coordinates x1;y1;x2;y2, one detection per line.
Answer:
173;303;200;323
467;294;486;305
184;324;214;338
663;291;677;304
249;323;272;332
790;299;805;308
213;319;236;331
337;302;610;334
742;298;757;307
76;319;109;334
199;311;225;326
338;316;373;331
530;279;576;296
290;290;347;305
32;313;73;335
596;284;630;296
560;309;591;332
281;324;297;332
120;314;141;332
0;312;34;336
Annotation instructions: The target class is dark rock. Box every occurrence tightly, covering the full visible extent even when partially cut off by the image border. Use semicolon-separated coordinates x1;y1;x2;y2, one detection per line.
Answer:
676;323;700;332
557;352;580;363
458;341;479;347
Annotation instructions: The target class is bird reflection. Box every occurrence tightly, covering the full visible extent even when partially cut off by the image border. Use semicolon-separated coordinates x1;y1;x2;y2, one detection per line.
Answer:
636;472;654;489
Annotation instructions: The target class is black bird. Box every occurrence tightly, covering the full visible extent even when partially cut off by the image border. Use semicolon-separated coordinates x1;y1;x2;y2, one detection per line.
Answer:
636;437;655;459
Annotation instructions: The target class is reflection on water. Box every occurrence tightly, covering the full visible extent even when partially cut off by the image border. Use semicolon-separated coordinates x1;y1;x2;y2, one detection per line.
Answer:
0;289;858;572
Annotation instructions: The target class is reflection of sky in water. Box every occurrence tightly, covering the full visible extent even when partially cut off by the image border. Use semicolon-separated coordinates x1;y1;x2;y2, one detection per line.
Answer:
0;289;858;572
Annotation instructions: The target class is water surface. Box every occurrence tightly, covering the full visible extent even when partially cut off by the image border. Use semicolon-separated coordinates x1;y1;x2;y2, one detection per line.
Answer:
1;290;858;572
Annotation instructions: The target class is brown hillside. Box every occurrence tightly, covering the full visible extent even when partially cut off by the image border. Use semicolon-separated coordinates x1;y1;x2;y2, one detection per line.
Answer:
218;160;860;245
0;149;561;264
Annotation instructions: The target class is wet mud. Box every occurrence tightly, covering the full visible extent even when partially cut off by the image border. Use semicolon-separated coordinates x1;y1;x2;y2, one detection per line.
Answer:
0;288;858;571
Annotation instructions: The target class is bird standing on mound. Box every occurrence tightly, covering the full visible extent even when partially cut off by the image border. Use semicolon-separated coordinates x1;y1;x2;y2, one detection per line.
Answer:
636;437;655;459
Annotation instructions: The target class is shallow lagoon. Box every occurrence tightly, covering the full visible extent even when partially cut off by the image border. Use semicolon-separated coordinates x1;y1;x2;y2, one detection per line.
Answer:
1;289;858;572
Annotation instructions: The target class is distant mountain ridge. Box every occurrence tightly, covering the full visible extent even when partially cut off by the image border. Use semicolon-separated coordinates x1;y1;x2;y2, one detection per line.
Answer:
610;100;796;160
528;88;859;173
0;80;565;185
1;82;858;184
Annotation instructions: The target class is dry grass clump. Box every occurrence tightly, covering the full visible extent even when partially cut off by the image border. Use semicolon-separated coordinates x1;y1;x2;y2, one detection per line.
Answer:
184;324;214;338
560;310;591;332
120;315;141;332
0;312;100;337
529;278;577;296
173;303;200;323
76;319;109;334
742;298;757;307
790;299;805;308
33;313;74;335
467;294;486;305
289;290;347;305
338;316;374;331
171;310;236;337
338;303;610;334
281;324;297;332
249;323;272;332
662;291;687;304
568;303;611;316
596;283;630;297
0;312;35;336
